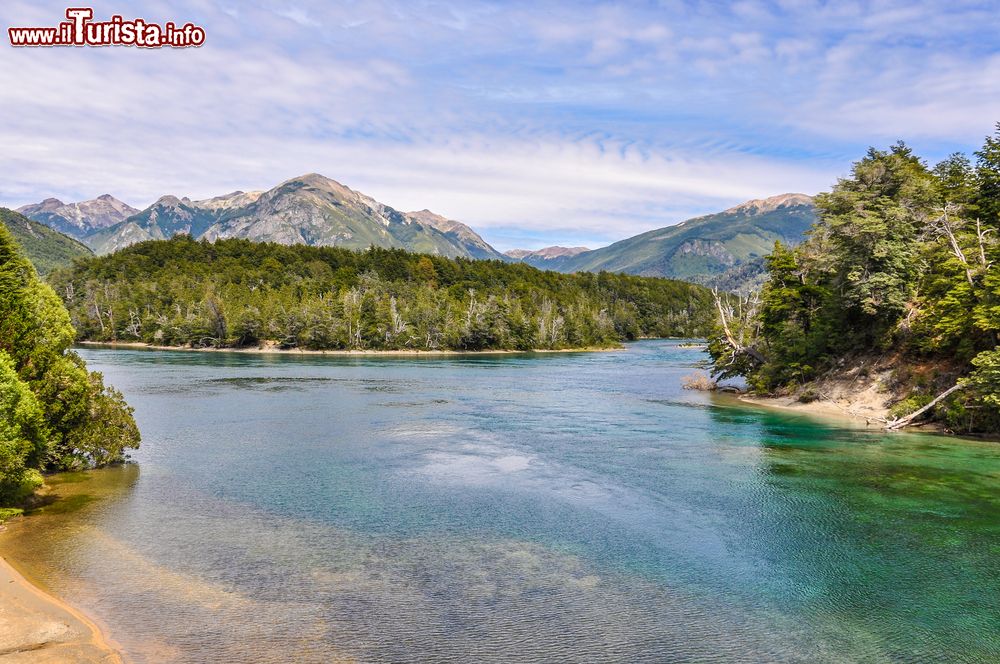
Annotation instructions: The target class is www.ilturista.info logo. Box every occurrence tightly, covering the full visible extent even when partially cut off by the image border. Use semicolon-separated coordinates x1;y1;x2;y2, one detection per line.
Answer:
8;8;205;48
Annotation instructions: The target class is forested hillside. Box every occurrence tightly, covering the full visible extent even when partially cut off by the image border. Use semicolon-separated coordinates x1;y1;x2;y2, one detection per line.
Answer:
709;125;1000;434
49;237;714;351
0;208;93;275
0;224;138;512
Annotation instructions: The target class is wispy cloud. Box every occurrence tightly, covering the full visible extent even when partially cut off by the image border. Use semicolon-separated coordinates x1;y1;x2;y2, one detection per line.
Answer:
1;0;997;250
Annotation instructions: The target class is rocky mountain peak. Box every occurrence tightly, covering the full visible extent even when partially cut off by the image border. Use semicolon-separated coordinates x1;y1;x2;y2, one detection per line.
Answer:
154;195;183;207
506;246;591;260
723;193;814;215
193;190;264;211
17;194;139;238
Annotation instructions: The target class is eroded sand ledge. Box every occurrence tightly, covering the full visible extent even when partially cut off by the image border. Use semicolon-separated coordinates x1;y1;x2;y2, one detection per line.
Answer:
0;556;121;663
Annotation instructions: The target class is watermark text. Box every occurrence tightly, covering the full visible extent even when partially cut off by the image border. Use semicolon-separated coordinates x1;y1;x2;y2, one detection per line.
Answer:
8;8;205;48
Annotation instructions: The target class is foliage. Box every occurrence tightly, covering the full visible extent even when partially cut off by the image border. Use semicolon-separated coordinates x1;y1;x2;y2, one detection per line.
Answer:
48;238;715;351
963;349;1000;408
707;126;1000;433
0;506;25;522
0;224;139;506
0;351;48;503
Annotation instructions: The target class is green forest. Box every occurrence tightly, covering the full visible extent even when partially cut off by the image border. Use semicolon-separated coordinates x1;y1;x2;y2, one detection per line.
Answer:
709;124;1000;434
0;208;92;276
49;238;714;351
0;224;139;513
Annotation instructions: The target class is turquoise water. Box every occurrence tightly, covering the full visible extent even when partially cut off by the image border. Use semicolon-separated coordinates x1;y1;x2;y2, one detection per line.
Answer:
2;341;998;662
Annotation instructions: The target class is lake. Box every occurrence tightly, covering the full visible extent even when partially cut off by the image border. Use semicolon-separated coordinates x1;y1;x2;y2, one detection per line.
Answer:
1;341;997;662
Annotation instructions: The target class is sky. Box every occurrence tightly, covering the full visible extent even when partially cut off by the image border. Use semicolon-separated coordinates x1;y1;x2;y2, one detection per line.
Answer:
2;1;1000;251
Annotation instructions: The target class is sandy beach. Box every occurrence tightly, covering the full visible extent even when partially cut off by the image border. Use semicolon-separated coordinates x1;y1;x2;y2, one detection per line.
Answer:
0;556;121;663
738;394;888;425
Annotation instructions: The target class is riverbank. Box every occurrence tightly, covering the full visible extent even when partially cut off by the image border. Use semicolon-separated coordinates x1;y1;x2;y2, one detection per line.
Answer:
0;555;121;663
738;393;889;426
726;352;976;435
78;340;624;355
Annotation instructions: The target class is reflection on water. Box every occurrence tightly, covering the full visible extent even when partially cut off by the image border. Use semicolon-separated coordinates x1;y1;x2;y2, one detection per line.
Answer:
0;342;997;663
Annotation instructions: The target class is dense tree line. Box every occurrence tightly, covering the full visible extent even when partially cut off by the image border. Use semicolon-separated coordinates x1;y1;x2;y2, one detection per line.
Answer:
49;238;714;352
0;225;139;510
709;124;1000;433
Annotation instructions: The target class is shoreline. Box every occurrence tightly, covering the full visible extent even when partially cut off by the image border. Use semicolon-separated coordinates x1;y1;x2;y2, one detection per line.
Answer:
734;393;950;434
737;393;888;426
77;340;626;356
0;554;122;663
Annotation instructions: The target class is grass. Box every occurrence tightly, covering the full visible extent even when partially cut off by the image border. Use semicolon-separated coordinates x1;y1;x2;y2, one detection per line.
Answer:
0;507;24;523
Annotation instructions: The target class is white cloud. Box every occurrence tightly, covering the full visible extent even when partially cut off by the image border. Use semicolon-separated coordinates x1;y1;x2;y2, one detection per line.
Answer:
0;0;996;251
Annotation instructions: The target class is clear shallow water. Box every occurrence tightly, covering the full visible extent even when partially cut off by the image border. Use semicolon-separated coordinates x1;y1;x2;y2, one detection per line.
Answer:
1;341;998;662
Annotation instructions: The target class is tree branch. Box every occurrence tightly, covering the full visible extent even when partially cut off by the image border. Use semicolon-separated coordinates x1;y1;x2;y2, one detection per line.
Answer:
885;383;964;430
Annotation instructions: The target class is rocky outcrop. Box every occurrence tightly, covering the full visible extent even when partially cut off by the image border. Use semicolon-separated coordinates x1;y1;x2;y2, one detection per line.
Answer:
18;194;138;239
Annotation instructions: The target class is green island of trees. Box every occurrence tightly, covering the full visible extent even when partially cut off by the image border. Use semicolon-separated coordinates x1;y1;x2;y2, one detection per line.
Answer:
709;124;1000;434
0;224;139;515
48;237;714;351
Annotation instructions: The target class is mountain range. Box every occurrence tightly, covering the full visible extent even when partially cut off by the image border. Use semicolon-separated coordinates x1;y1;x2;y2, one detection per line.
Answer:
16;194;138;238
19;174;507;261
15;175;816;290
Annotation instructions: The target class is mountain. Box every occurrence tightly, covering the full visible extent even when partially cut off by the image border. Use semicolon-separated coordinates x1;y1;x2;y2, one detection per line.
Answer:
0;207;93;275
79;174;507;260
198;174;506;259
403;209;506;260
504;246;590;268
84;194;235;255
508;194;815;286
17;194;138;239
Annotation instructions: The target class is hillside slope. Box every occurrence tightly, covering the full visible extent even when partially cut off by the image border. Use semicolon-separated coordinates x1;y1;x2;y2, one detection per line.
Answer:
506;194;815;288
560;194;815;278
0;207;93;275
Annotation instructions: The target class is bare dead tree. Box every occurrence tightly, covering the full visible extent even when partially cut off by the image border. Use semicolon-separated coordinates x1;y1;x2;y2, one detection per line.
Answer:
928;204;996;288
712;288;765;365
885;384;965;430
975;218;994;270
125;308;142;338
929;204;975;287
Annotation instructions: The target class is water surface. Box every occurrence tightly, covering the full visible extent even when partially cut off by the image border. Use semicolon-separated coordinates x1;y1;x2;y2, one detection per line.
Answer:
1;342;997;662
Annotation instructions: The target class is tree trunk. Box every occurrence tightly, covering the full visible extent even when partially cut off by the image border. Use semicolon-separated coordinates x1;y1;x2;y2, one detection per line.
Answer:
885;383;964;430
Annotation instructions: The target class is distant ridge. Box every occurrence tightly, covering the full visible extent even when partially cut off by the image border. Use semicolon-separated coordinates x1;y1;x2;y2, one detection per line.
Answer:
505;193;816;290
17;194;137;239
20;174;507;261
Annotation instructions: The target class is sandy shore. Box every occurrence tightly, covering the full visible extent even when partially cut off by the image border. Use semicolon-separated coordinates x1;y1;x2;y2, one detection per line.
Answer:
0;556;121;663
78;340;622;356
737;394;887;426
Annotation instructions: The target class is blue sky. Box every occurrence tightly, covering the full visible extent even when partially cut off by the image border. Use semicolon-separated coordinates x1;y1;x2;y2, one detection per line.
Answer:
2;1;1000;250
